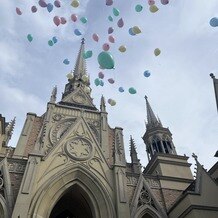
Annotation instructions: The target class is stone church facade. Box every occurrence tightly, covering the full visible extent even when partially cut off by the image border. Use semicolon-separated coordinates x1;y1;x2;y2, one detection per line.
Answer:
0;40;217;218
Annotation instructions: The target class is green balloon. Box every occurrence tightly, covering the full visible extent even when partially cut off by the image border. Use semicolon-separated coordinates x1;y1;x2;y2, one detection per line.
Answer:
108;15;113;22
129;87;137;94
98;51;115;69
27;34;33;42
135;4;143;12
80;16;88;24
86;50;93;58
94;78;100;86
113;8;120;16
48;40;53;46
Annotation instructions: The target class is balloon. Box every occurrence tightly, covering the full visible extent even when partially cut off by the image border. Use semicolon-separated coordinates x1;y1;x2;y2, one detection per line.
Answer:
108;15;113;22
38;0;47;8
48;40;54;46
71;14;77;22
54;0;61;8
80;17;88;24
99;80;104;86
82;75;89;83
106;0;113;6
84;86;91;94
118;87;124;92
16;7;22;15
135;4;143;12
98;51;115;69
61;17;67;24
74;29;82;36
161;0;169;5
52;36;57;44
31;6;37;13
84;50;93;59
119;45;126;52
108;27;114;34
113;8;120;16
108;78;115;84
102;43;110;51
210;17;218;27
66;73;74;80
71;0;79;8
47;3;53;13
110;100;116;106
148;0;155;6
98;72;104;79
150;5;159;13
108;99;112;104
94;78;100;86
63;59;70;65
129;28;136;36
129;87;137;94
144;70;151;77
154;48;161;56
132;26;141;34
117;18;124;28
108;35;115;43
53;16;61;26
27;34;33;42
92;33;99;42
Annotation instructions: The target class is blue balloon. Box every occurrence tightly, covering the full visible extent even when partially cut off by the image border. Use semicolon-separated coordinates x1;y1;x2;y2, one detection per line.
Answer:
144;70;151;77
63;59;70;65
52;36;57;44
74;29;82;36
210;17;218;27
118;87;124;92
128;28;136;36
99;80;104;86
47;3;53;13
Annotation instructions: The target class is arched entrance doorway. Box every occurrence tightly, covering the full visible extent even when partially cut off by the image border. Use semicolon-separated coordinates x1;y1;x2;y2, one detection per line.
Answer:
50;184;93;218
142;214;153;218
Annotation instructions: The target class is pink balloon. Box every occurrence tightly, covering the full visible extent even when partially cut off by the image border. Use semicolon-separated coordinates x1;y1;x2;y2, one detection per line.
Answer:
61;17;67;24
106;0;113;6
16;7;22;15
71;14;77;22
53;16;61;26
108;27;114;34
38;0;47;8
54;0;61;8
148;0;155;6
108;78;115;84
92;33;99;42
161;0;169;5
98;72;104;79
31;6;37;13
108;35;115;43
102;43;110;51
117;18;124;28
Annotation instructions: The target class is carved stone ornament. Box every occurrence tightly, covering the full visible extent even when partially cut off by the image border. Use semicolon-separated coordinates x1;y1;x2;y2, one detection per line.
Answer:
64;138;93;161
52;114;63;122
0;178;3;189
72;92;86;104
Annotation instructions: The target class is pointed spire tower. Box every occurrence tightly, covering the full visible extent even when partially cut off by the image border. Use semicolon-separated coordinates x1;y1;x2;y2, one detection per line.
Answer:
142;96;176;161
60;39;97;110
4;117;16;146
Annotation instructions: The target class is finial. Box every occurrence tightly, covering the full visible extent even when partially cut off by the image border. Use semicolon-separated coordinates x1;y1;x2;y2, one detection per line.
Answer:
192;153;198;161
50;86;57;103
81;38;85;44
210;73;215;79
144;95;148;100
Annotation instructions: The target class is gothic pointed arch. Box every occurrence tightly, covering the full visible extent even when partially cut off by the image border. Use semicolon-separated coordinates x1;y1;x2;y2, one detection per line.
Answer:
28;165;115;218
0;194;8;218
130;174;167;218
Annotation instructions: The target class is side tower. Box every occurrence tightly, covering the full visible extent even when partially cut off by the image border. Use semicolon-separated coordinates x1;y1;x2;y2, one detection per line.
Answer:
142;96;194;210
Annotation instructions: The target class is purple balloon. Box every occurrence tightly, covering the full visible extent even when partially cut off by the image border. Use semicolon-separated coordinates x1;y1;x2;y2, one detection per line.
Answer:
102;43;110;51
106;0;113;6
71;14;77;22
108;35;115;43
61;17;67;24
108;78;115;84
31;6;37;13
148;0;155;6
54;0;61;8
16;7;22;15
98;72;104;79
161;0;169;5
38;0;47;8
117;18;124;28
108;27;114;34
53;16;61;26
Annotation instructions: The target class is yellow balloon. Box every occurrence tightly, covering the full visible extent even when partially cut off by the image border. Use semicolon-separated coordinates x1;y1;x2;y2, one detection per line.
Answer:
149;5;159;13
84;86;91;94
132;26;141;34
66;73;74;79
82;75;89;83
110;100;116;106
71;0;79;8
154;48;161;56
119;45;126;53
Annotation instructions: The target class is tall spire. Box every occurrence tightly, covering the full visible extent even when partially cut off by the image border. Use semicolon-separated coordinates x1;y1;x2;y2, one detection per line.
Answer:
4;117;16;146
100;95;106;112
145;95;162;129
73;38;87;79
50;86;57;103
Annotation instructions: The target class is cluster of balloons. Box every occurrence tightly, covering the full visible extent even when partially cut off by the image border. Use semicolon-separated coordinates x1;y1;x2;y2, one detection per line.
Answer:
210;17;218;27
48;37;58;46
63;59;70;65
129;26;142;36
53;16;67;26
94;78;104;86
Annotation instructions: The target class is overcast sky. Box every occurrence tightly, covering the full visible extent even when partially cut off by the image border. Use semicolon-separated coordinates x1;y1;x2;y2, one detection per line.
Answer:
0;0;217;170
